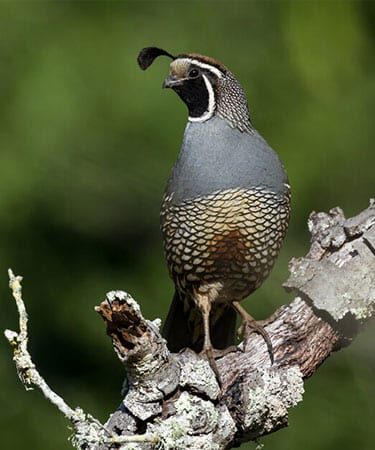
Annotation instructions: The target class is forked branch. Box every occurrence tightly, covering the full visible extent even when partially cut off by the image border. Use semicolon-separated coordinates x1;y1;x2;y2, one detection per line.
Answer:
5;200;375;449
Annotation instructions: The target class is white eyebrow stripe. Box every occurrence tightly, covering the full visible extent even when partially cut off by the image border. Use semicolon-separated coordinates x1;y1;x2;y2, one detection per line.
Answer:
188;74;216;123
178;58;223;78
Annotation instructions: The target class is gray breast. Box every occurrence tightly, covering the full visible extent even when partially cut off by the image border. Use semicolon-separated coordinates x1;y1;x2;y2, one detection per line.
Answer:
165;116;288;204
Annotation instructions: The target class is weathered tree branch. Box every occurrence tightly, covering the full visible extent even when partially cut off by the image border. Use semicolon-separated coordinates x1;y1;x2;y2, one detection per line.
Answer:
4;270;161;449
5;201;375;449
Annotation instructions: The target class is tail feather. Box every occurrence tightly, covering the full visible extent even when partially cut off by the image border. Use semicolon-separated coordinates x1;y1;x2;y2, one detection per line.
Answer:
162;291;192;352
211;304;237;350
162;290;237;353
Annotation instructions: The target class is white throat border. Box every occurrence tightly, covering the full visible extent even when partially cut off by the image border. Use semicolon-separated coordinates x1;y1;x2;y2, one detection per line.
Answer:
188;74;216;123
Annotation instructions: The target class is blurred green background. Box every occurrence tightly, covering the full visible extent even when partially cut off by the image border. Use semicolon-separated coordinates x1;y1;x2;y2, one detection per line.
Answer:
0;0;374;449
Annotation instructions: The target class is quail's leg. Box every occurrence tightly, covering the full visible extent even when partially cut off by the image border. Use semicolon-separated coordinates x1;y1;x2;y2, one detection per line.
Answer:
232;301;274;364
196;295;222;382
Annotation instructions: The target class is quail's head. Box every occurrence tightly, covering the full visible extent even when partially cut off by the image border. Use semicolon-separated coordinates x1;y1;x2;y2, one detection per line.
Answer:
137;46;252;132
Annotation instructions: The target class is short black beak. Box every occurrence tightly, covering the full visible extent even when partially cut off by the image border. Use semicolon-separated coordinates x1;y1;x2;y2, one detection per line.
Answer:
162;75;183;89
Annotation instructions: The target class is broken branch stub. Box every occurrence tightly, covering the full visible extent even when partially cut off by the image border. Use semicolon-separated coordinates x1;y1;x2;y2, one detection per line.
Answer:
96;291;180;421
284;199;375;337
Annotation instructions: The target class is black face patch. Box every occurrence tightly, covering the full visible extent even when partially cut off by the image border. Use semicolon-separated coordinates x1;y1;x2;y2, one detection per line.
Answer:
173;77;210;118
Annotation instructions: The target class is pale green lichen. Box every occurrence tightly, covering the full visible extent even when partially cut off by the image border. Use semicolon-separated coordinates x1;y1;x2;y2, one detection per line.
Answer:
106;290;141;312
243;366;304;434
179;354;220;400
147;392;234;449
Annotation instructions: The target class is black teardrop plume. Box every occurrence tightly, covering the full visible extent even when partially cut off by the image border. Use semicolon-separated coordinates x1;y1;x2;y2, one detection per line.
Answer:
137;47;175;70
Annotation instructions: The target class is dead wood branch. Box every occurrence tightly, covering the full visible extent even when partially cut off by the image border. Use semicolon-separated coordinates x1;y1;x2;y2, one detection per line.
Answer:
5;200;375;449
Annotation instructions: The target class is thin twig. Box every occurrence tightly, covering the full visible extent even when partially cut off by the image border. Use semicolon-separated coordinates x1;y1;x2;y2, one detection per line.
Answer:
4;269;160;450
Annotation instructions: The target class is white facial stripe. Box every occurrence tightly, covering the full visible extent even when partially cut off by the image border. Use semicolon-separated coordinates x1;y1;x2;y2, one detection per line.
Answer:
189;74;216;123
203;74;216;116
178;58;223;79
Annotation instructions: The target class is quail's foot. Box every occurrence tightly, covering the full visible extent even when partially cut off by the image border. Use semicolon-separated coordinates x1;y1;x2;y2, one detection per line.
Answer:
199;346;222;385
233;301;274;363
211;345;240;359
199;345;241;387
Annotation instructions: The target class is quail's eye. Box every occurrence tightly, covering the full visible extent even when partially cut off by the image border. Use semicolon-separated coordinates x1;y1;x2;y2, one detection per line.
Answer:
188;68;200;78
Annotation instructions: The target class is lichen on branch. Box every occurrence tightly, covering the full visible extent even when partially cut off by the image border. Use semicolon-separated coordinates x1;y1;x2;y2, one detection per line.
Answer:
4;200;375;449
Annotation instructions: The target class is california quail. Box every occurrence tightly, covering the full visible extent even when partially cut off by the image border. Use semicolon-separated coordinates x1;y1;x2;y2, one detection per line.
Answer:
138;47;290;373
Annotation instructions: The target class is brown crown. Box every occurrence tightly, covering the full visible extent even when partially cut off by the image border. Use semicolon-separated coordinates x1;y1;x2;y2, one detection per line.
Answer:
177;53;228;74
